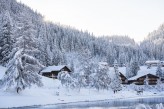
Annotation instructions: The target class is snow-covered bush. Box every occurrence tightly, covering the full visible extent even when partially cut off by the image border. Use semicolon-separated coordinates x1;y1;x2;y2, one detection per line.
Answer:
155;78;164;91
58;71;78;90
58;71;72;87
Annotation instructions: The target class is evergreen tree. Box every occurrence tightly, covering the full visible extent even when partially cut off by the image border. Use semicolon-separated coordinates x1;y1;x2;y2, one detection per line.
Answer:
0;11;13;66
110;60;122;93
2;13;43;93
126;62;131;78
144;75;151;89
2;50;43;93
156;63;163;77
129;59;140;78
94;64;111;91
155;78;164;91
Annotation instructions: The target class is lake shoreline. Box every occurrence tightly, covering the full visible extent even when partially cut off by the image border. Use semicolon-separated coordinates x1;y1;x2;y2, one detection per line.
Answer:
8;95;164;109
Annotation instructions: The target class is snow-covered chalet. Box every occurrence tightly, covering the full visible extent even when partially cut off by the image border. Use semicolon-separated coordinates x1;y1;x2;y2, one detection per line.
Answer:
118;66;164;85
128;66;162;85
40;65;71;79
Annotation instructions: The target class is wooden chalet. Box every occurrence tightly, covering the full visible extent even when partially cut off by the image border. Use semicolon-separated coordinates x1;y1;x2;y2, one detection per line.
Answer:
128;73;159;85
118;66;164;85
40;65;71;79
127;66;164;85
119;72;128;84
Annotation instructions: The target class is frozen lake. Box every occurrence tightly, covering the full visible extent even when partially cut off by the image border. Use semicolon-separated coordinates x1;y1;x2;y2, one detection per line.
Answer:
11;97;164;109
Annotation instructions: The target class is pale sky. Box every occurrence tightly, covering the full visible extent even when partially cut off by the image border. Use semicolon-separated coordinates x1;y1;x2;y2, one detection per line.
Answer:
16;0;164;42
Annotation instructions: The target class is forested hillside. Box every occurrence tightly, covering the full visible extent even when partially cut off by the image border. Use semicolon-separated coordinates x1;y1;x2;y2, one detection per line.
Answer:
0;0;142;67
140;24;164;60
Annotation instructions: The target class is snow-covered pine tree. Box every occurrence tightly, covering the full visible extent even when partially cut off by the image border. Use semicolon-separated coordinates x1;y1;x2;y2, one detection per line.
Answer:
110;60;122;93
0;11;13;66
128;59;140;78
144;75;150;89
63;52;87;91
2;50;43;92
72;48;94;89
82;60;99;87
156;63;163;77
155;78;164;91
74;71;87;92
126;62;131;78
144;75;149;85
15;13;40;57
2;13;43;93
94;64;111;91
118;51;126;67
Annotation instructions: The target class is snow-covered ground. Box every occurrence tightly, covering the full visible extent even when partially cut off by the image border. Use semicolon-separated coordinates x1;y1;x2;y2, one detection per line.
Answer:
0;76;164;108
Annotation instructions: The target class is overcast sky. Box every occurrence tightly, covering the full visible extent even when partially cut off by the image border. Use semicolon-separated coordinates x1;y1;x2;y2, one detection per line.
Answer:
16;0;164;42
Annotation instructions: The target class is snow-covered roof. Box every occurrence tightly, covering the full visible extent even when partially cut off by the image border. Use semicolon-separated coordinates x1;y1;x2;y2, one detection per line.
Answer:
110;67;127;77
0;66;7;80
41;65;67;73
145;60;160;64
118;67;126;76
128;66;160;80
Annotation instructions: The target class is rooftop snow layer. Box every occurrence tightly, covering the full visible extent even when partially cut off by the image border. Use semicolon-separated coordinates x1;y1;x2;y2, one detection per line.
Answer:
0;66;7;80
128;66;161;80
41;65;66;73
145;60;160;64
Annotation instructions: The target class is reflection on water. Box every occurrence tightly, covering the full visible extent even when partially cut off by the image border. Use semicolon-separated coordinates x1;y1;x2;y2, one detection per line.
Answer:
12;97;164;109
38;97;164;109
46;103;164;109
